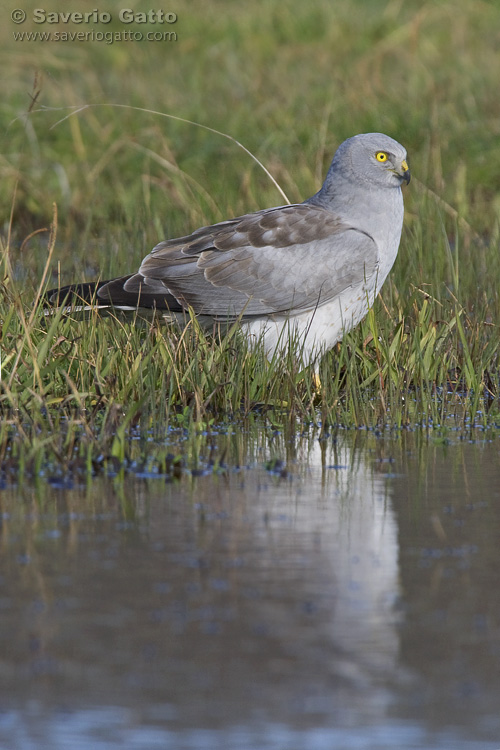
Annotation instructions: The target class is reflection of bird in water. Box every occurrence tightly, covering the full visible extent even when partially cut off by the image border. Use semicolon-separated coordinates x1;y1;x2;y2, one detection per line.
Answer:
140;433;404;724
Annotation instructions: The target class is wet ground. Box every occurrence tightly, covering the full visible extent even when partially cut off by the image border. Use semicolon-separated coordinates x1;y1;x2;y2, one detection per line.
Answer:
1;427;500;749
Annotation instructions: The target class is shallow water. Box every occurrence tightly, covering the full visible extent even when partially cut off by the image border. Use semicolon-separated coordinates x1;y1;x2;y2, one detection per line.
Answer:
1;428;500;749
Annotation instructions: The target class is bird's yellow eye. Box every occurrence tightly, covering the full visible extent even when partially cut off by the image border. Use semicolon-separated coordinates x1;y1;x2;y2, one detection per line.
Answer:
376;151;389;162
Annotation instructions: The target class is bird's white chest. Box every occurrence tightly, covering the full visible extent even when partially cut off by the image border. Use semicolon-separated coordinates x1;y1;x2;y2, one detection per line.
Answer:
243;283;373;360
243;200;403;361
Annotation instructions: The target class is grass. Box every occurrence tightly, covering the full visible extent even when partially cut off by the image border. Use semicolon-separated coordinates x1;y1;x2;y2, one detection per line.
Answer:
2;0;500;472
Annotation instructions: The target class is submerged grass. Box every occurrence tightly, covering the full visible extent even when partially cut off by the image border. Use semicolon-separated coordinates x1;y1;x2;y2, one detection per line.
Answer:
2;0;500;472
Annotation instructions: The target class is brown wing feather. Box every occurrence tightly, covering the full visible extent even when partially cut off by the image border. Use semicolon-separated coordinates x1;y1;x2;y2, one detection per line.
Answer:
126;203;378;318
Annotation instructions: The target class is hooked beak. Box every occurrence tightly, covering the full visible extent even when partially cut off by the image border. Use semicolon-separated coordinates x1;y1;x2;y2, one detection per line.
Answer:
399;159;411;185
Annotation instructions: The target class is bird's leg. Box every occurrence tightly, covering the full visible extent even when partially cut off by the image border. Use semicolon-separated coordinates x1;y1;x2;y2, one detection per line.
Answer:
312;370;322;392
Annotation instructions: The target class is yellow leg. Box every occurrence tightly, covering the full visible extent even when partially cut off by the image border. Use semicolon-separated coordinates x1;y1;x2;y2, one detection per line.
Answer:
312;371;322;392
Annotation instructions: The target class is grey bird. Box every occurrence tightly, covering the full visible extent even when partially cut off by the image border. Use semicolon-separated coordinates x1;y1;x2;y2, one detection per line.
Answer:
45;133;410;362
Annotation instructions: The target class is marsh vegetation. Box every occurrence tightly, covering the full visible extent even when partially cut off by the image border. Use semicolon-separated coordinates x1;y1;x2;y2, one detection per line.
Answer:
2;0;500;472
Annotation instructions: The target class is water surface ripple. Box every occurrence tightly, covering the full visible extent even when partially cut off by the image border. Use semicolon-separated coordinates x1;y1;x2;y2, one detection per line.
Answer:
1;429;499;749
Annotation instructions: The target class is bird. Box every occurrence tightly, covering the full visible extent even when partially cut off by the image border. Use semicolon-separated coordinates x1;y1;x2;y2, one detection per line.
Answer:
45;132;410;363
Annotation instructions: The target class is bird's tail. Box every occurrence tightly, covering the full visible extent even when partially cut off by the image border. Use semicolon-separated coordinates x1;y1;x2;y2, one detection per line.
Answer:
42;279;143;318
44;281;112;309
42;276;177;320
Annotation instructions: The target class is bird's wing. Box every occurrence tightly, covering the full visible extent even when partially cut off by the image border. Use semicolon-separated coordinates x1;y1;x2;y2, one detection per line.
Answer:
117;203;379;319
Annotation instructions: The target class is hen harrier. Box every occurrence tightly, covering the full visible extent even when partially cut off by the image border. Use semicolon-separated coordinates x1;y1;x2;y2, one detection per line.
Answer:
45;132;410;361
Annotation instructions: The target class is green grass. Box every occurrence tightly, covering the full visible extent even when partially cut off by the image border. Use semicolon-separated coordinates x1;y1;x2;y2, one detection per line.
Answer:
2;0;500;471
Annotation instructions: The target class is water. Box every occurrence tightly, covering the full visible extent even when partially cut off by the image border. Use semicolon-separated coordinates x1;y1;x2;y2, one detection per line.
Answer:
1;428;500;749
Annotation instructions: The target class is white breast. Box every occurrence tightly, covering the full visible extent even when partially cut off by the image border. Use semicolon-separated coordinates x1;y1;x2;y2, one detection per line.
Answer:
243;282;373;361
243;189;404;362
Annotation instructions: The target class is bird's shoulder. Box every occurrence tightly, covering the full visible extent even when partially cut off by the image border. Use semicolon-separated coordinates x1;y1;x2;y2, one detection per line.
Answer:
147;203;351;262
134;202;380;317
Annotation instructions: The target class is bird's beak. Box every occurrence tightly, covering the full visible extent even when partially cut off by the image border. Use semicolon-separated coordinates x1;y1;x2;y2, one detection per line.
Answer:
400;159;411;185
